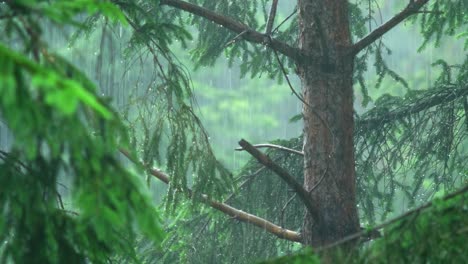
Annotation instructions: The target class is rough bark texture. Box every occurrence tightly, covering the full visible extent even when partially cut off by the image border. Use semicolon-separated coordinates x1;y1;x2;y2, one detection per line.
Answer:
298;0;360;246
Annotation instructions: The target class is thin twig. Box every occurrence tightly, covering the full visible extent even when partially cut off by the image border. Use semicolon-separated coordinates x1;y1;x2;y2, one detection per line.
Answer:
280;193;297;228
308;164;328;193
235;143;304;156
272;7;297;34
225;29;249;47
414;10;443;14
267;36;336;193
267;36;336;175
267;37;335;153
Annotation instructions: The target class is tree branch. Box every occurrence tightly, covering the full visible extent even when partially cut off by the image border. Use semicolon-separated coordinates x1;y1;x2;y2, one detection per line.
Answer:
317;184;468;251
119;149;302;243
349;0;429;56
224;166;267;203
272;7;297;34
235;143;304;156
357;84;468;128
238;139;319;219
160;0;303;61
265;0;279;36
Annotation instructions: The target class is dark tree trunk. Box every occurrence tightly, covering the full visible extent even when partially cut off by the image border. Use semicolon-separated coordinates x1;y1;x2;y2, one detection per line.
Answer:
297;0;360;246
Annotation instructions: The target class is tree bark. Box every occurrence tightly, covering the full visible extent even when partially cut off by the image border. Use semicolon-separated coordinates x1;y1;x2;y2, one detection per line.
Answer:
298;0;360;247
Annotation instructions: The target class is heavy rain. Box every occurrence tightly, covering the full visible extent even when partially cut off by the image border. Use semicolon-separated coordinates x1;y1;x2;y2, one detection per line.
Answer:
0;1;467;263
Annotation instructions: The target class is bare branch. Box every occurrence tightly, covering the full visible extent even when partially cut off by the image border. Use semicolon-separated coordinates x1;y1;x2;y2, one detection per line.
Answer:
119;149;302;243
349;0;429;56
206;195;301;242
160;0;303;61
280;193;297;228
224;166;267;203
238;139;319;219
265;0;279;36
414;10;443;14
235;143;304;156
225;29;249;47
272;7;296;34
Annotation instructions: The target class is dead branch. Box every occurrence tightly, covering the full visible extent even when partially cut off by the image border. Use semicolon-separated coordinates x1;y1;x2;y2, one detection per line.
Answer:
160;0;303;61
235;143;304;156
238;139;319;219
225;29;249;47
349;0;429;56
119;149;302;243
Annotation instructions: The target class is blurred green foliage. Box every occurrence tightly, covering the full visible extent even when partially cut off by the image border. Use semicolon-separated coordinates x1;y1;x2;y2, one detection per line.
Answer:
0;1;163;263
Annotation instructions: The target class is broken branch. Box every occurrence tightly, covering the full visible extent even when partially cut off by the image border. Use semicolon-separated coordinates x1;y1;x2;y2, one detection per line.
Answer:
119;149;302;243
235;143;304;156
238;139;319;219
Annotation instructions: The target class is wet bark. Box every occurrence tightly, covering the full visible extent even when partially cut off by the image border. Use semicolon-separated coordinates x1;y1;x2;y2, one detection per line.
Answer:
297;0;360;247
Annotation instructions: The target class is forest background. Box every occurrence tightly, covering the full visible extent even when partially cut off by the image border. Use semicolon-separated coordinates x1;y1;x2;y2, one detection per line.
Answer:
0;0;467;263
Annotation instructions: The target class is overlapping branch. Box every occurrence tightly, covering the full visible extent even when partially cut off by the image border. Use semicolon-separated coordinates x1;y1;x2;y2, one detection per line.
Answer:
160;0;302;61
119;149;302;243
350;0;429;56
238;139;319;219
265;0;279;36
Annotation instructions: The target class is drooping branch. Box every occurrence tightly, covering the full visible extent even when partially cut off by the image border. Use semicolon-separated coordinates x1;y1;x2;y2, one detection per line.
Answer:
235;143;304;156
357;84;468;128
160;0;303;61
349;0;429;56
119;149;302;243
238;139;319;219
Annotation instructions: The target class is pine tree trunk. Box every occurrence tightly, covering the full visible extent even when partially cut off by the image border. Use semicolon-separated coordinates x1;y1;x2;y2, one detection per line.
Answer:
298;0;360;247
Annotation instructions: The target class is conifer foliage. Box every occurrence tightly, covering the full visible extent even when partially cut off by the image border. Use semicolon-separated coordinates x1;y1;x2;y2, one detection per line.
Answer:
0;1;163;263
0;0;467;263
